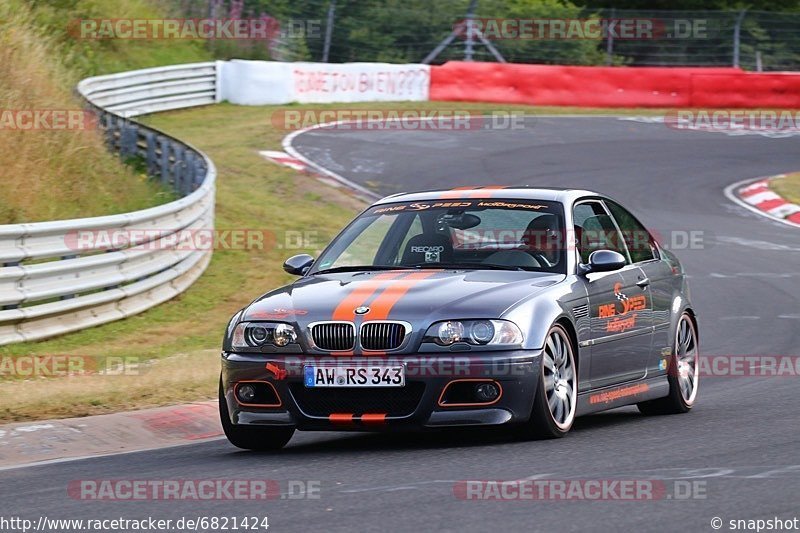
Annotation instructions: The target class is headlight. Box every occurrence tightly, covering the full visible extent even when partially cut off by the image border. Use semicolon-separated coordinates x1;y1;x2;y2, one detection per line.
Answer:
273;323;297;347
435;320;465;345
424;319;523;346
231;322;298;349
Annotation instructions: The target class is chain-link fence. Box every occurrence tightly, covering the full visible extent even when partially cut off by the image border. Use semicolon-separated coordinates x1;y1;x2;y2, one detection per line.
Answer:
173;1;800;71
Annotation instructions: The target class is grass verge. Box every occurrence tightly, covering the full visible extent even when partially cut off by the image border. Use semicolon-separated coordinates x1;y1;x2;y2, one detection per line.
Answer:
771;172;800;205
0;102;667;422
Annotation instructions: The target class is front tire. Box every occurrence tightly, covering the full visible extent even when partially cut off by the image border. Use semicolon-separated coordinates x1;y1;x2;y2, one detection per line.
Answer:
638;312;699;415
219;380;294;450
516;324;578;439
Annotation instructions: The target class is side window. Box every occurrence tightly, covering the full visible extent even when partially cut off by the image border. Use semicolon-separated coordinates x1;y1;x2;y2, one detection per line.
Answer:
573;201;629;264
606;201;658;263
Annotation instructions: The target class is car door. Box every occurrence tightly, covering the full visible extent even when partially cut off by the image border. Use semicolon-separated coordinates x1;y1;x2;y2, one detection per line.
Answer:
605;199;672;376
574;200;653;388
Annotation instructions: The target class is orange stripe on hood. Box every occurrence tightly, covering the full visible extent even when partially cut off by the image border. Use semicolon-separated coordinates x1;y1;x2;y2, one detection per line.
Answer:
468;185;506;198
439;186;476;199
331;272;405;321
368;271;438;320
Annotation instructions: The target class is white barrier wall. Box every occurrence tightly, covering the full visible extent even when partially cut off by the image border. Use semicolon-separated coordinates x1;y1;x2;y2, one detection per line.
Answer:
219;60;430;105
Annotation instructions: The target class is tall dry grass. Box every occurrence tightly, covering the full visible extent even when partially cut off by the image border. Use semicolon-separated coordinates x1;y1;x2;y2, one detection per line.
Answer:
0;2;175;224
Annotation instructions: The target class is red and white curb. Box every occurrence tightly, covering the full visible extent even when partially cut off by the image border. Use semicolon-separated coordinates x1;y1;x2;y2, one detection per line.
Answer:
259;150;310;172
725;175;800;228
0;401;221;470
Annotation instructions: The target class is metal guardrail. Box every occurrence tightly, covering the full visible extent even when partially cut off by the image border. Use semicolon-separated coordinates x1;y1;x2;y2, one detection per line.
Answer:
0;62;218;345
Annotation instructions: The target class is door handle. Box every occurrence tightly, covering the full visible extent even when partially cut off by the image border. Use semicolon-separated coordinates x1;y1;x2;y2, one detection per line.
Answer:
636;277;650;288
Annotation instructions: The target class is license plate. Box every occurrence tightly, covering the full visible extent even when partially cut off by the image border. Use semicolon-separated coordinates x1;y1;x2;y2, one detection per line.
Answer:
304;365;405;388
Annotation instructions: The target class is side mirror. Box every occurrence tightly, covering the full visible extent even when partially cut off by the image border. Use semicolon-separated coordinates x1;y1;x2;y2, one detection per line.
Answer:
579;250;626;275
283;254;314;276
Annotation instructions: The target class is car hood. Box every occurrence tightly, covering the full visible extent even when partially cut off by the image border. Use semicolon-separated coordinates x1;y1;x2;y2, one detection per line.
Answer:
242;269;564;327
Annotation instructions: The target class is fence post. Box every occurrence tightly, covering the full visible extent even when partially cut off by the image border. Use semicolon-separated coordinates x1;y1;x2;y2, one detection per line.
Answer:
605;8;616;66
322;0;336;62
464;0;478;61
733;9;747;68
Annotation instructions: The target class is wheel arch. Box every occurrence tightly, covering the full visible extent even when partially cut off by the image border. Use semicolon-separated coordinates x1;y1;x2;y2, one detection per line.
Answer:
554;316;580;370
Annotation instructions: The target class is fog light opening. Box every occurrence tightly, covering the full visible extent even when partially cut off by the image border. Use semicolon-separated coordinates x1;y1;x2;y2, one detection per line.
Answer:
475;383;500;403
236;383;257;403
438;379;503;407
233;381;282;407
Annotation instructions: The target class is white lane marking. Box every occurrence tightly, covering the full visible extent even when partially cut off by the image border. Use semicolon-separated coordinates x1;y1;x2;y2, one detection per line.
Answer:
719;316;761;321
724;177;800;229
339;466;800;495
715;236;800;252
620;116;800;138
704;272;797;279
6;424;55;436
340;473;556;494
0;436;224;472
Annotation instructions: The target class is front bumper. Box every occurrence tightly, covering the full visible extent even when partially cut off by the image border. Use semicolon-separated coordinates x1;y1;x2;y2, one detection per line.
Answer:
221;350;542;431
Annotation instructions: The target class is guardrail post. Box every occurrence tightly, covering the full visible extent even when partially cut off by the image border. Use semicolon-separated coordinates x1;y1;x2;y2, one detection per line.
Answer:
120;122;138;159
145;131;157;175
184;152;197;194
173;146;185;196
159;136;171;189
193;158;205;191
102;113;116;150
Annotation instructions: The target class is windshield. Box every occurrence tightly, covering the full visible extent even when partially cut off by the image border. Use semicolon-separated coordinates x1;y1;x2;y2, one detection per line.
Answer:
310;199;567;274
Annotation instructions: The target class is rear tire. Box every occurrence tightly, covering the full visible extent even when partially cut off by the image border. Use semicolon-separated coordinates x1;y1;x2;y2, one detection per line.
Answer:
219;379;294;450
638;312;698;416
516;324;577;440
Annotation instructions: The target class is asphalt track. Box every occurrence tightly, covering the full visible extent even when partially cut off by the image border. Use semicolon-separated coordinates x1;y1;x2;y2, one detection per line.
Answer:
2;117;800;532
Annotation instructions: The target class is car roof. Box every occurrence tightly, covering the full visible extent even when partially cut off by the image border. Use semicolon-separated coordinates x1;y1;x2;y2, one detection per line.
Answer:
373;186;602;205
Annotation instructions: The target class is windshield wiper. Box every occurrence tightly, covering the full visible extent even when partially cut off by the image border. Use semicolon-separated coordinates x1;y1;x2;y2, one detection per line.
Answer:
412;262;527;272
312;265;415;275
